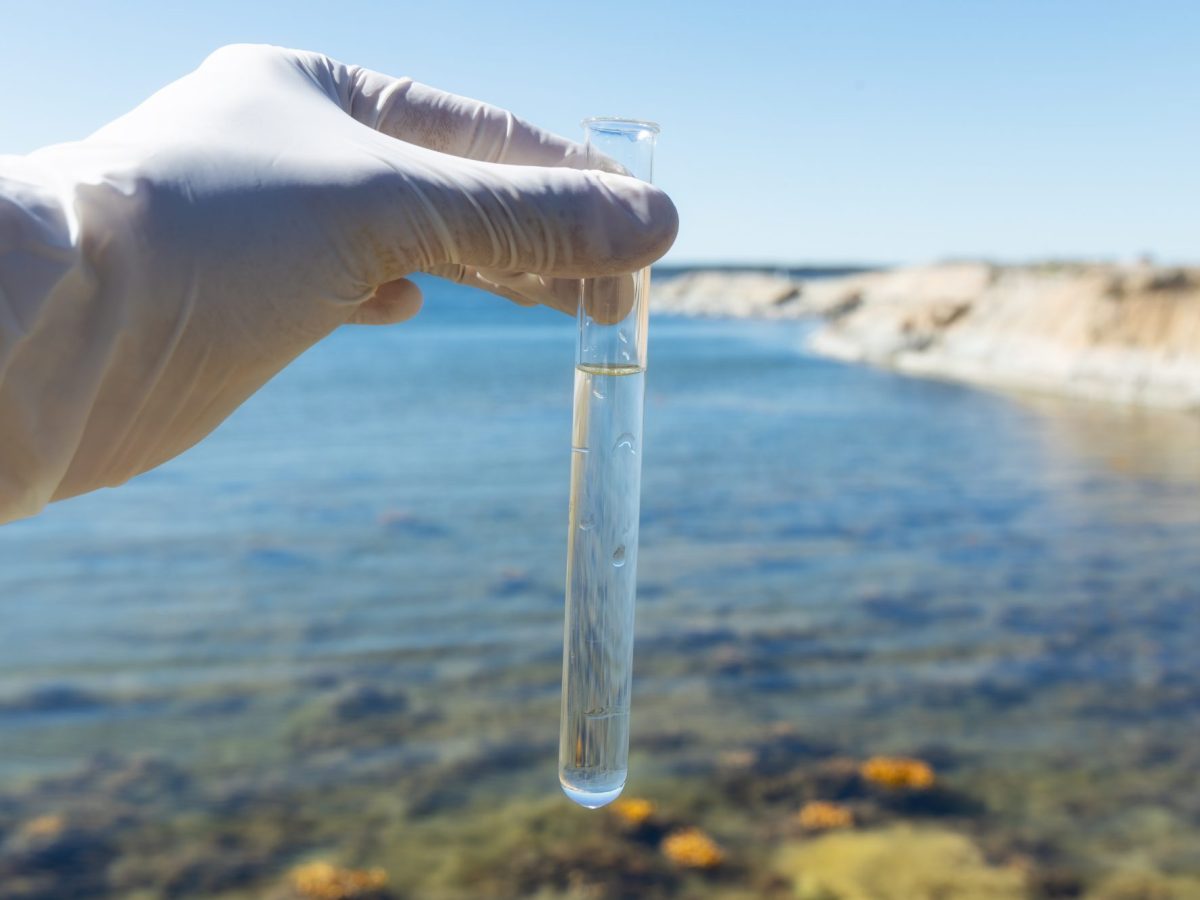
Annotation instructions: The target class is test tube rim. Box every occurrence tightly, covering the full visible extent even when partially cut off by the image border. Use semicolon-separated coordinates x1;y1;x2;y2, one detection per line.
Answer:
581;116;661;135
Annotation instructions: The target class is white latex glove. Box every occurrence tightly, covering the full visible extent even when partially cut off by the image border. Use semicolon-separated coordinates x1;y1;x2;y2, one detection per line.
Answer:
0;44;677;523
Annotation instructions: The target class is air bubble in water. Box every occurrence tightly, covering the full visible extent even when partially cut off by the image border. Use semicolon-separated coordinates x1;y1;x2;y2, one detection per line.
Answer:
613;433;636;454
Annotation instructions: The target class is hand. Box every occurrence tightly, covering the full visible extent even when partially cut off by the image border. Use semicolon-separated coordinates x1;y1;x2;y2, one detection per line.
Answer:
3;45;677;516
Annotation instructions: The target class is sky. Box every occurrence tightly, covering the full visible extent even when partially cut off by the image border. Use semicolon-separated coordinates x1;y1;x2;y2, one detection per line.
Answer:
2;0;1197;265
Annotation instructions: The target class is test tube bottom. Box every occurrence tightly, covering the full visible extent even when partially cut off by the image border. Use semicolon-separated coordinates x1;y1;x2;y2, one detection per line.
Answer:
560;773;626;809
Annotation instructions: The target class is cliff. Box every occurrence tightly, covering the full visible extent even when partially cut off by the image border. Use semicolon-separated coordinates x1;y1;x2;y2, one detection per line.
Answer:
652;270;805;318
653;263;1200;411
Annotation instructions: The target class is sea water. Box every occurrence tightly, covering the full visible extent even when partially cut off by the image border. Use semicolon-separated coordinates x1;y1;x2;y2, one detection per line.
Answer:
558;363;645;807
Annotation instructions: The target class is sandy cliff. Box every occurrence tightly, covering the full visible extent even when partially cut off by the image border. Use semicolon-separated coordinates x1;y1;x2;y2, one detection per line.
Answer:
652;270;805;317
809;263;1200;409
654;263;1200;410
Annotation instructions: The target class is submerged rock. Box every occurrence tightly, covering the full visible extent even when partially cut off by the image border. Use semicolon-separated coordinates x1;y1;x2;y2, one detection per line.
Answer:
286;683;420;752
0;816;118;899
324;685;410;722
1087;869;1200;899
774;825;1028;900
0;684;106;714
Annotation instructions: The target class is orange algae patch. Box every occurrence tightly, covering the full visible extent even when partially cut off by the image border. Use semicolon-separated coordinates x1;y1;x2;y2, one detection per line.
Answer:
289;861;389;900
611;797;656;826
861;756;935;790
798;801;854;831
662;827;725;869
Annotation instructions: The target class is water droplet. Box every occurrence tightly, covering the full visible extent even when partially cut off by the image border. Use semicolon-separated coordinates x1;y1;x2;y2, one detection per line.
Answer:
613;433;637;454
612;545;626;567
579;514;595;531
618;329;630;344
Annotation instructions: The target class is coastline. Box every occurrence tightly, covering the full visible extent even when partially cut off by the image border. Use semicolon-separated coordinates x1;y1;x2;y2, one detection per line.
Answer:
653;262;1200;411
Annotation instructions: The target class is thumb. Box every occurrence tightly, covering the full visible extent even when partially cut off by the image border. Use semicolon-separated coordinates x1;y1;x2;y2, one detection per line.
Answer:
412;161;678;278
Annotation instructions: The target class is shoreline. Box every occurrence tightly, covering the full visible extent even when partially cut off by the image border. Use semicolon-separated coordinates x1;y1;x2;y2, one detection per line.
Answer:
653;263;1200;411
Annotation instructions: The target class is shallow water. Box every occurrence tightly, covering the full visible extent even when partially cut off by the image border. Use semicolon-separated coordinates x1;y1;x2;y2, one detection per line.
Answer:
1;276;1197;897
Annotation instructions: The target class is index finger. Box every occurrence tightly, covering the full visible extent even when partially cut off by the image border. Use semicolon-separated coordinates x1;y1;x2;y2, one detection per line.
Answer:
347;68;595;169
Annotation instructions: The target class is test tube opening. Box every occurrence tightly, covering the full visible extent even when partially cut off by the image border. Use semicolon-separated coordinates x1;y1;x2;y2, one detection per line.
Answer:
581;116;661;135
576;118;658;376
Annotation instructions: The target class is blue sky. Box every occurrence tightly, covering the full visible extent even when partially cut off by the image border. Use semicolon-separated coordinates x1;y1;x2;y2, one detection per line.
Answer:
3;1;1196;264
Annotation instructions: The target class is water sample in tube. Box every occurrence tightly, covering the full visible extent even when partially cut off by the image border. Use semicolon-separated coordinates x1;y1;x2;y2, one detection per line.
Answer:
559;117;659;809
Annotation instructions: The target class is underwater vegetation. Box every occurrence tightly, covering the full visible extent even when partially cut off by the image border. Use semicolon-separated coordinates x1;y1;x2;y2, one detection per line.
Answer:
0;706;1197;899
797;801;855;832
611;797;657;827
859;757;937;791
661;828;726;870
287;861;390;900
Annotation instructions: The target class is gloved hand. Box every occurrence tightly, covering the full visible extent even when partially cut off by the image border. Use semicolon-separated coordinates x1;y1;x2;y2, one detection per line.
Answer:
0;44;677;523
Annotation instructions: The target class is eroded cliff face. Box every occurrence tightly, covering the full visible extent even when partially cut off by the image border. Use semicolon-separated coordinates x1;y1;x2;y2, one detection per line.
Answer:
652;270;804;317
808;263;1200;409
653;263;1200;410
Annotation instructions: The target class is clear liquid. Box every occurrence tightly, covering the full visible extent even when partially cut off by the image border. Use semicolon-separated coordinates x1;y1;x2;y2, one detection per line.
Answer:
559;363;645;808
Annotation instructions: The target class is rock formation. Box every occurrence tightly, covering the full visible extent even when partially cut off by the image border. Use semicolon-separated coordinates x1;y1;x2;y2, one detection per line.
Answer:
653;263;1200;411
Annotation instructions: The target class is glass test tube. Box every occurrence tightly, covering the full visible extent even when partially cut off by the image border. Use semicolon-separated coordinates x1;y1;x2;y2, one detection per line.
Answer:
559;117;659;808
